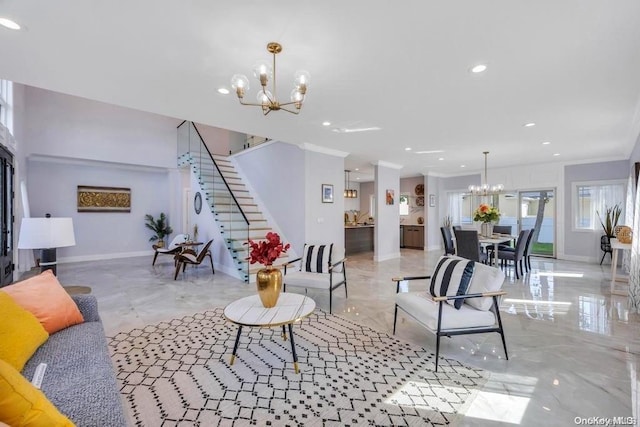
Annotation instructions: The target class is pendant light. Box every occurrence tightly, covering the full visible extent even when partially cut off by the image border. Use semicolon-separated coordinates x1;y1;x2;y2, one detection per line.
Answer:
344;170;357;198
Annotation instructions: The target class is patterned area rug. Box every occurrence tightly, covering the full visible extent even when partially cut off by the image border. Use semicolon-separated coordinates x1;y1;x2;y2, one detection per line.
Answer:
108;309;487;426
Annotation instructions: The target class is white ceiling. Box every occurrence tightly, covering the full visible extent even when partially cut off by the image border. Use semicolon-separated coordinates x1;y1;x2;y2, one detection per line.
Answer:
1;1;640;182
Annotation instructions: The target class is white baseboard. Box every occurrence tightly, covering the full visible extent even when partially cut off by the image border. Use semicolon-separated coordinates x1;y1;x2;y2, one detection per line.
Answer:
557;254;594;263
374;252;401;262
427;244;441;251
59;251;153;264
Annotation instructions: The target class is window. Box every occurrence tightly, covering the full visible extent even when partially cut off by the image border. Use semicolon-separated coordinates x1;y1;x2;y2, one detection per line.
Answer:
573;180;626;230
399;194;409;216
447;191;474;225
0;79;12;134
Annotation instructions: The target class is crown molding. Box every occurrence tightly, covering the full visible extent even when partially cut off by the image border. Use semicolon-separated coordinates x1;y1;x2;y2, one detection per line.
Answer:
372;160;403;170
27;154;173;173
299;143;349;158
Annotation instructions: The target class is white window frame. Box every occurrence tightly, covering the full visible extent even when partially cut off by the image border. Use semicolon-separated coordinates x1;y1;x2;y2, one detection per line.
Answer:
571;179;627;232
0;80;12;135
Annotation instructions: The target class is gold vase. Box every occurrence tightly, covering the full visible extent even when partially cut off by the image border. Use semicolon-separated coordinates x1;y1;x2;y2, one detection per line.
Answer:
256;266;282;308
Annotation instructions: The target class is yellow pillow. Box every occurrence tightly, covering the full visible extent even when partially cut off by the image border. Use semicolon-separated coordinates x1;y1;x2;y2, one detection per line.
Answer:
0;358;75;426
0;293;48;371
1;270;84;334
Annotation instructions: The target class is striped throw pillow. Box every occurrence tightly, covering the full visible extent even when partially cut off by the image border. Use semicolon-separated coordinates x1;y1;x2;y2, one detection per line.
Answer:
300;244;333;273
429;256;476;309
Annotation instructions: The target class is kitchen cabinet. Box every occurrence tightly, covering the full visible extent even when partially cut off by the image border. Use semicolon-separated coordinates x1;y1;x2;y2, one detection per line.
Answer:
402;225;424;249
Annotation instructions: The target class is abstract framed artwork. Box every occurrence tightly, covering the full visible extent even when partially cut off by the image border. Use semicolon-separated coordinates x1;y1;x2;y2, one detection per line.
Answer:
322;184;334;203
77;185;131;212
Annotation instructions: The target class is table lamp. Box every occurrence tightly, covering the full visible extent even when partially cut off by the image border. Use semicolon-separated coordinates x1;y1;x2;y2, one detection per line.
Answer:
17;214;76;275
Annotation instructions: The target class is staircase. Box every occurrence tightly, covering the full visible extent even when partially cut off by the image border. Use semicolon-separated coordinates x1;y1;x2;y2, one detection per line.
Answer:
177;121;286;282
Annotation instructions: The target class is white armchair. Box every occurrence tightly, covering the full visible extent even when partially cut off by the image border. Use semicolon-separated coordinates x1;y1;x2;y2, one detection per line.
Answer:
283;243;347;314
392;255;508;371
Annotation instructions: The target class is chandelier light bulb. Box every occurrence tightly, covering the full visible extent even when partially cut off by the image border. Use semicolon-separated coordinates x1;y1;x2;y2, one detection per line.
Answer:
294;70;310;94
231;74;250;98
257;89;273;105
253;62;272;86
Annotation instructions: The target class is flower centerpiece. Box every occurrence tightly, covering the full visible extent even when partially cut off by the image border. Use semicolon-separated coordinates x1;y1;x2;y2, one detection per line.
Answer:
247;232;290;307
473;204;501;237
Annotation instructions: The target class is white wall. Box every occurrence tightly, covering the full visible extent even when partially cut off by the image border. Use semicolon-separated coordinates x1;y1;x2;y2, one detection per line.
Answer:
304;149;345;250
374;163;400;261
234;141;306;254
426;175;440;251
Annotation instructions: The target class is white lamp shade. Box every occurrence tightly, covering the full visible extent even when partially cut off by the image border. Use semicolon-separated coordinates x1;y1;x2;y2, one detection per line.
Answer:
18;217;76;249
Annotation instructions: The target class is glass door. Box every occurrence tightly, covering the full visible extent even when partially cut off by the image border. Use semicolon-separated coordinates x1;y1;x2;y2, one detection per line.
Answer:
518;189;555;258
0;145;13;286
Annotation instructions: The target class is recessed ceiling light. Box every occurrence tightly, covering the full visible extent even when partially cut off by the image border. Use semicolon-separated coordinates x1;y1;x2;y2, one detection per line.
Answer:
523;122;536;127
322;121;331;126
0;18;21;30
414;150;444;154
438;157;444;161
356;177;360;180
460;165;466;168
332;127;381;133
405;147;412;151
217;87;230;95
470;64;487;73
542;141;551;145
553;153;560;156
355;168;359;171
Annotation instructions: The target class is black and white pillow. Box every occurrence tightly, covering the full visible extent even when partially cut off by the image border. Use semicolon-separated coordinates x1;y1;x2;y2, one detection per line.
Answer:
300;244;333;273
429;256;475;309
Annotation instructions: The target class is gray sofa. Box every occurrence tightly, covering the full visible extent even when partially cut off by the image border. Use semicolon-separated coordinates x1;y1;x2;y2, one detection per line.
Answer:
20;294;126;426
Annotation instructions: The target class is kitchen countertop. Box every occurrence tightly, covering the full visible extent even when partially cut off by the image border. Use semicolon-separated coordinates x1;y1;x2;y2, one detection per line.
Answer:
344;224;375;229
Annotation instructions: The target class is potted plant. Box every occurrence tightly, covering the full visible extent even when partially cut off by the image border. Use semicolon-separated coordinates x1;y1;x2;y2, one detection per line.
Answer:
145;213;173;248
597;204;622;238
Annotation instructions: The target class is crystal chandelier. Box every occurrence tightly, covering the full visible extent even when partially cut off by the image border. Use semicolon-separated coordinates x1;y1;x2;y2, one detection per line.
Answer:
231;42;309;115
468;151;504;195
344;170;357;198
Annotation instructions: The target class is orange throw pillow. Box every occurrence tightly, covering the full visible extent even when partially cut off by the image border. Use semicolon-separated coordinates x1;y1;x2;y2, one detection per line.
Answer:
1;270;84;334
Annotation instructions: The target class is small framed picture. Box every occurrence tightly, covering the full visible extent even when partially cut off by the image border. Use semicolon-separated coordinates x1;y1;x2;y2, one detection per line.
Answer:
386;189;394;205
322;184;334;203
429;194;436;207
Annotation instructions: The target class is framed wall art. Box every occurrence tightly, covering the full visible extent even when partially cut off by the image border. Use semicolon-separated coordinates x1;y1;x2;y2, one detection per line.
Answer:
386;189;394;205
322;184;334;203
429;194;436;207
77;185;131;212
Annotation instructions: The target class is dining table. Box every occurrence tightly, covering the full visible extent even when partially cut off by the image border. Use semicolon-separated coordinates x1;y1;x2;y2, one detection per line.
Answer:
478;234;516;266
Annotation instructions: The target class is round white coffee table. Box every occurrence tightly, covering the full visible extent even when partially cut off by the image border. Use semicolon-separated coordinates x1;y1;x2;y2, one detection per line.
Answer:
223;293;315;373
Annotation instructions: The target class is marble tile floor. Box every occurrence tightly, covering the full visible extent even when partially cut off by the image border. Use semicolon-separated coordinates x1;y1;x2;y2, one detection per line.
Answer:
55;250;640;426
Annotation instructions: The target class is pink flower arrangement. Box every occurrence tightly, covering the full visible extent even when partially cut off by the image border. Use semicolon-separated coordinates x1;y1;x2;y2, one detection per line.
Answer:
246;232;290;267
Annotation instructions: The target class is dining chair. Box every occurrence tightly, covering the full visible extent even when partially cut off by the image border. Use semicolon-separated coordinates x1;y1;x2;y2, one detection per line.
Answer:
496;229;536;273
440;227;455;255
600;235;613;265
492;225;512;235
453;229;487;263
497;229;530;279
173;239;214;280
152;233;187;265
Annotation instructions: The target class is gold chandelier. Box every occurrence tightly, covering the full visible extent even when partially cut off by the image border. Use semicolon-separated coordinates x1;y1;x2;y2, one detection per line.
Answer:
231;42;309;115
468;151;504;196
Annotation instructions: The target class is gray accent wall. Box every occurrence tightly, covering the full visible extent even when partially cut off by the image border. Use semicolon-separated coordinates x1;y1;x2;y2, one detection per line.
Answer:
564;160;629;260
20;86;182;267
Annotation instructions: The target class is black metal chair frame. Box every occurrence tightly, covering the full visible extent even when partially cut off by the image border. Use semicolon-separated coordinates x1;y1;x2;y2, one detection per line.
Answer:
600;235;613;265
392;276;508;372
